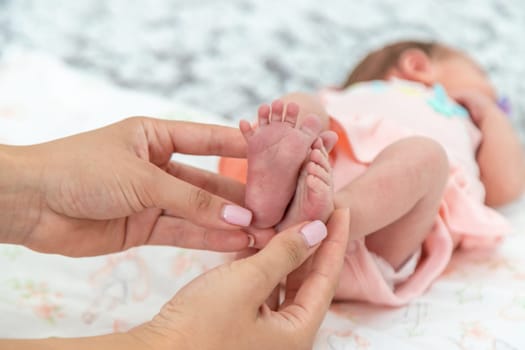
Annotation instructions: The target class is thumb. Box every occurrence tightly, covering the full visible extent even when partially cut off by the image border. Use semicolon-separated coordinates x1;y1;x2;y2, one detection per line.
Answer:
239;220;328;307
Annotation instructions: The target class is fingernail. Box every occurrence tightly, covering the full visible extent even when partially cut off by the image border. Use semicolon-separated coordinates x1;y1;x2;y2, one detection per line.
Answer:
300;220;327;247
222;205;252;226
247;234;255;248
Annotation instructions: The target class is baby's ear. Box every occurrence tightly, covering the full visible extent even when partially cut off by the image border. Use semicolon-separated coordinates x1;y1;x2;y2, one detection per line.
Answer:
397;48;436;85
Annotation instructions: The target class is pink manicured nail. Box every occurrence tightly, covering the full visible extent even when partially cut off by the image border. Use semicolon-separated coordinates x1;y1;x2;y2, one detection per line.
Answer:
222;205;252;226
300;220;327;247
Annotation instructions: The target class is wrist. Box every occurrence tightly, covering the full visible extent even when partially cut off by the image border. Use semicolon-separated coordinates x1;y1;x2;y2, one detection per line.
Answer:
0;332;147;350
127;322;186;350
0;145;43;245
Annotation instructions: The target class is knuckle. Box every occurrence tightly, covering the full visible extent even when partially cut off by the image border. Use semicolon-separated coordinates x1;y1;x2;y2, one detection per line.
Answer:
123;116;148;128
209;129;224;155
201;229;211;250
163;294;186;313
188;187;213;211
138;166;160;207
281;238;304;267
123;116;157;138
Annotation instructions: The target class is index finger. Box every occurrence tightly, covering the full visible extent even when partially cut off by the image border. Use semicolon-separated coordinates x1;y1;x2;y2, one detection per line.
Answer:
281;209;350;326
152;168;252;230
154;119;247;157
167;161;245;205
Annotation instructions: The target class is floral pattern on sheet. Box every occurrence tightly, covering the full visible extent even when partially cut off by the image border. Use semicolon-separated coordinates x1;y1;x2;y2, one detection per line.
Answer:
82;250;150;326
6;279;65;324
1;245;24;261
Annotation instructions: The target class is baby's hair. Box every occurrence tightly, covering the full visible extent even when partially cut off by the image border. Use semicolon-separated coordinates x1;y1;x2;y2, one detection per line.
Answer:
342;41;452;88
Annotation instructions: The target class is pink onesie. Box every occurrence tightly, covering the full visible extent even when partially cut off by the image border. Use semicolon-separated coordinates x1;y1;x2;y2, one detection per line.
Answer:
321;79;511;306
218;79;511;306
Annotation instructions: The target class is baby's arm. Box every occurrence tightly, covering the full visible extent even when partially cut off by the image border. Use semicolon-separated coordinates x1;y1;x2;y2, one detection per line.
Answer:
454;92;525;206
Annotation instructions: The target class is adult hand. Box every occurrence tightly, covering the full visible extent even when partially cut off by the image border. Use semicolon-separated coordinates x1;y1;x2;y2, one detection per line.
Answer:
132;209;350;350
0;117;275;256
0;210;348;350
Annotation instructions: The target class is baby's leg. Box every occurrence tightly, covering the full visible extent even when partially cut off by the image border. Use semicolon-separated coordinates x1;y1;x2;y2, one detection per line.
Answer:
335;137;449;270
277;136;335;231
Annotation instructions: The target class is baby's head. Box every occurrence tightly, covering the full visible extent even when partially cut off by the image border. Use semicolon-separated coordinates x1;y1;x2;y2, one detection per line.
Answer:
343;41;497;102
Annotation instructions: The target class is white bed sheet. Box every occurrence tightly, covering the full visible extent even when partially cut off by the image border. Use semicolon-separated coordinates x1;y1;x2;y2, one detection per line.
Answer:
1;50;524;349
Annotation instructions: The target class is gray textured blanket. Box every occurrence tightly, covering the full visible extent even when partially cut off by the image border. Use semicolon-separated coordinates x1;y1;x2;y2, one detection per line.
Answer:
1;0;524;135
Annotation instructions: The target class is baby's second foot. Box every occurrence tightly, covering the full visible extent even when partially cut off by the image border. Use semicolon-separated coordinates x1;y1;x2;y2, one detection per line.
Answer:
240;100;323;228
277;138;335;231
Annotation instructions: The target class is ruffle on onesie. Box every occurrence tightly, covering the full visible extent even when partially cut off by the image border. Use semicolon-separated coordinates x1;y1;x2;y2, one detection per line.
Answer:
326;116;510;306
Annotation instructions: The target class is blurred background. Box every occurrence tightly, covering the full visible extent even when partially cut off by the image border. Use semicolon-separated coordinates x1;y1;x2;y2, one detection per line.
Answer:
0;0;524;131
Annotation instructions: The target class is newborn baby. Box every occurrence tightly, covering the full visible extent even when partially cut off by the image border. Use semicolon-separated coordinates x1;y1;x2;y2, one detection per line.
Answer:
220;40;524;306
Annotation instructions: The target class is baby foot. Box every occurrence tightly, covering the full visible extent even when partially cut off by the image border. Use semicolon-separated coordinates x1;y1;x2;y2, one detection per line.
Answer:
277;137;335;231
240;99;323;228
